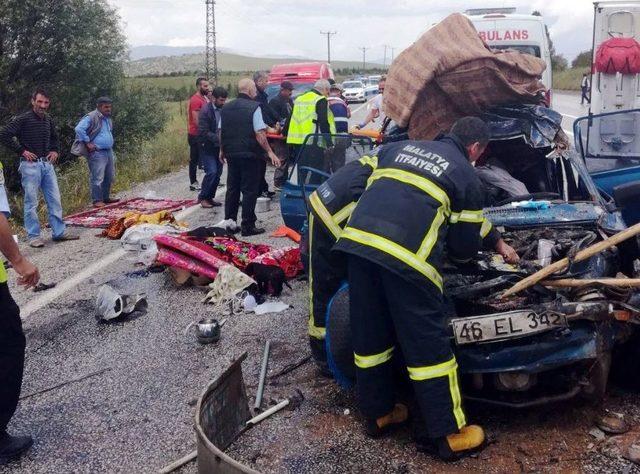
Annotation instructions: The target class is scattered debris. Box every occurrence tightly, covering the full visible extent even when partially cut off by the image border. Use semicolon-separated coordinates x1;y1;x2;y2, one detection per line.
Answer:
20;368;111;400
269;355;312;381
158;450;197;474
625;444;640;465
124;269;149;278
95;284;147;321
596;410;629;434
244;295;290;315
195;318;221;344
589;427;607;441
255;340;271;410
247;390;304;427
33;282;56;292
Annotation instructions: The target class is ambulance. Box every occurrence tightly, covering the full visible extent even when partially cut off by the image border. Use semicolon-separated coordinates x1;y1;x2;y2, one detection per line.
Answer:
466;8;553;105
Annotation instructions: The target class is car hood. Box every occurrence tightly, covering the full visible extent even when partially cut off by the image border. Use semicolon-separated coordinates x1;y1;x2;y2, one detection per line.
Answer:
484;202;606;228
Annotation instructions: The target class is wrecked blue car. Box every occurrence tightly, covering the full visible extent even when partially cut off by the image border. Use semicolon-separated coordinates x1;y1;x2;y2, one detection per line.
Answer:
281;106;640;406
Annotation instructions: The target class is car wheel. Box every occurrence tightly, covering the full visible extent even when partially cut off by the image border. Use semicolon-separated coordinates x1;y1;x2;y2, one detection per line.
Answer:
326;284;355;388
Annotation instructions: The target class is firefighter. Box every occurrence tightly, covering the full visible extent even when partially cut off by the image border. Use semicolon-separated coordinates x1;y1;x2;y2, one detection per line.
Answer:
307;142;518;376
333;117;498;460
307;154;378;372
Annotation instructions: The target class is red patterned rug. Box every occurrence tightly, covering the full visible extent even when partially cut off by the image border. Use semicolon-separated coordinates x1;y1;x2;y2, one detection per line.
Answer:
64;198;196;228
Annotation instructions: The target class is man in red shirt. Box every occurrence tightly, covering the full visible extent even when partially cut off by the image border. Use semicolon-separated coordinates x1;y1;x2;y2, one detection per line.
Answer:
187;77;210;191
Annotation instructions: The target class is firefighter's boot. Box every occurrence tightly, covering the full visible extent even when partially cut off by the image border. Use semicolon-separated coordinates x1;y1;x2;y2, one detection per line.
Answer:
431;425;486;461
365;403;409;438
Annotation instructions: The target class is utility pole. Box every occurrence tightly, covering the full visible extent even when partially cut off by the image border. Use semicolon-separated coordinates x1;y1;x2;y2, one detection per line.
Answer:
320;31;337;64
382;44;390;68
391;47;397;64
359;46;369;72
205;0;218;83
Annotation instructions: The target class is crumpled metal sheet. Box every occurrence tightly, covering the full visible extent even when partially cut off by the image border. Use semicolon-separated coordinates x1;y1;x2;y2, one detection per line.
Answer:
481;105;564;149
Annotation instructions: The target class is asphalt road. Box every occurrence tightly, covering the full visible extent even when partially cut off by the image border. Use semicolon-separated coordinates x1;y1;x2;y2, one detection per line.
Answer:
2;91;637;473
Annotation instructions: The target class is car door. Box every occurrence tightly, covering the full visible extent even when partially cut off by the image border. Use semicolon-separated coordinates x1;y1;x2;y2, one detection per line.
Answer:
574;109;640;225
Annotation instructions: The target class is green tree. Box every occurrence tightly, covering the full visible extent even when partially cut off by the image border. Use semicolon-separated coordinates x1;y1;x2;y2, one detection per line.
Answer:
0;0;167;191
532;10;568;71
572;50;593;69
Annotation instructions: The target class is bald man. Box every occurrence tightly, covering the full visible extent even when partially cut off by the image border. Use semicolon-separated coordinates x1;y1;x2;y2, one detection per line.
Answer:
220;78;282;236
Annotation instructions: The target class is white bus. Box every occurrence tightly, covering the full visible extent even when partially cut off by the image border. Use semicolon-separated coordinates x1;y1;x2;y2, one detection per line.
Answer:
466;8;553;105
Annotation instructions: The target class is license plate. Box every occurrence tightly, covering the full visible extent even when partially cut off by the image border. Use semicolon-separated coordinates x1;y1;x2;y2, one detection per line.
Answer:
451;310;568;345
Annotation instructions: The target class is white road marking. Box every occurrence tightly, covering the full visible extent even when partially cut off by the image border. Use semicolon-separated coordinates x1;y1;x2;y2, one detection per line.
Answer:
562;113;579;119
350;97;375;115
20;203;202;320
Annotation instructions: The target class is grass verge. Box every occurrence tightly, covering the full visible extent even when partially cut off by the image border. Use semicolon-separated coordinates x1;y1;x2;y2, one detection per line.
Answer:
553;69;586;92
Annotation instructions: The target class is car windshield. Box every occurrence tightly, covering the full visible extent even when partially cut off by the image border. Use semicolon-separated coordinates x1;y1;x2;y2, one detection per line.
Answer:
489;44;542;58
265;82;314;101
343;81;363;89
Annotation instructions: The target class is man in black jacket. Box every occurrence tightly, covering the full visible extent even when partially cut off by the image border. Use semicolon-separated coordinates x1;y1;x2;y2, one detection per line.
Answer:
220;78;281;236
269;81;295;189
253;71;277;198
334;117;496;461
197;86;228;208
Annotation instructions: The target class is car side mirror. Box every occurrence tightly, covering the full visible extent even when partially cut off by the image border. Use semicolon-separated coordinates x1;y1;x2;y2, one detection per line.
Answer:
613;181;640;209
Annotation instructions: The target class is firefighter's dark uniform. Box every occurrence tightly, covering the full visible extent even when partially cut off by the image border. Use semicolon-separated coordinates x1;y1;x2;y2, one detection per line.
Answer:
307;155;378;363
334;135;491;439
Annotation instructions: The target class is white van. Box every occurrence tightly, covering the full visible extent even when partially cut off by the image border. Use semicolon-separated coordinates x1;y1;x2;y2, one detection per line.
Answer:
590;1;640;115
466;8;553;105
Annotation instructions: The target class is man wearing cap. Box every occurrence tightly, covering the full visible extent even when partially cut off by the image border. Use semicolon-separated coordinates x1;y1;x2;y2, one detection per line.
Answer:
269;81;295;189
75;97;118;208
327;83;351;172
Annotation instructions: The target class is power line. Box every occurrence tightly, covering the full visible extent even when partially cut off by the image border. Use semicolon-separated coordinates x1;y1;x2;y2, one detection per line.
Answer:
359;46;370;72
205;0;218;83
320;31;337;64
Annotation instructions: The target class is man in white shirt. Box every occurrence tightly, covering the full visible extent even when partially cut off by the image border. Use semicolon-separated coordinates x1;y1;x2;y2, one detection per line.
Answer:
356;76;387;130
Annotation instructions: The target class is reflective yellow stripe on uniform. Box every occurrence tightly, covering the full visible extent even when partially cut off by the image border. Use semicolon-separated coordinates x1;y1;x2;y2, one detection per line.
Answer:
354;346;394;368
309;192;342;240
358;155;378;169
480;218;493;238
307;214;326;339
416;205;447;260
334;202;356;226
367;168;451;212
450;209;484;224
407;356;466;429
340;226;443;291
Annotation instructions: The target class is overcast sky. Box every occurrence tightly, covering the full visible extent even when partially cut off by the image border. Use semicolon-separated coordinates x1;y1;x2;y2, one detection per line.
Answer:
109;0;594;62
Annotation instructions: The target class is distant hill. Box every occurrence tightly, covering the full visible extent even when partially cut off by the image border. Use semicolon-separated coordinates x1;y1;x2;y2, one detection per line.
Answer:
129;45;205;60
125;50;383;76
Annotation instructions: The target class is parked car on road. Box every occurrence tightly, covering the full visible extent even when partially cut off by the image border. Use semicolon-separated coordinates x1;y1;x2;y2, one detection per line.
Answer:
342;80;366;103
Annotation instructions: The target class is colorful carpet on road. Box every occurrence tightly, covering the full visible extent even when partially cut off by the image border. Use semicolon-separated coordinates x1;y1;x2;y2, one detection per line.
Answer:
64;198;196;228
